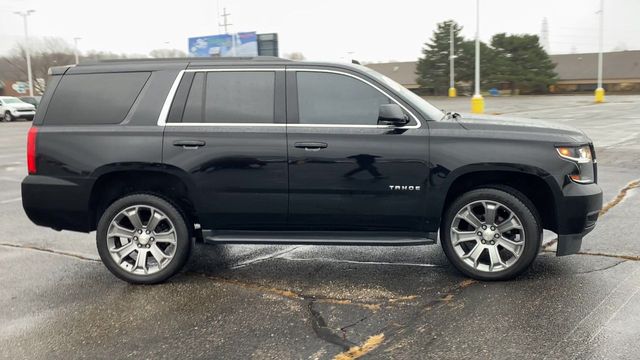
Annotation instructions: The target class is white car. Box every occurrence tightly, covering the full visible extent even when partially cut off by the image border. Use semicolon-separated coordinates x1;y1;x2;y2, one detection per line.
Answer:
0;96;37;122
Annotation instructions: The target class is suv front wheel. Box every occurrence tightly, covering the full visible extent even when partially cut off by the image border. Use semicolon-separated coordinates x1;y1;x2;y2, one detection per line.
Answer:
96;194;192;284
3;111;14;122
441;187;541;281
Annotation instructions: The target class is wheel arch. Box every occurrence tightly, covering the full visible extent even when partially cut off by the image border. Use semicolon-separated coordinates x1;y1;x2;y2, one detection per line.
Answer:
88;164;200;231
437;164;560;233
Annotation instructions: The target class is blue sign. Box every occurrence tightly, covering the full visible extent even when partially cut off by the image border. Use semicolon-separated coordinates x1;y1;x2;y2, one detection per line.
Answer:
188;32;258;57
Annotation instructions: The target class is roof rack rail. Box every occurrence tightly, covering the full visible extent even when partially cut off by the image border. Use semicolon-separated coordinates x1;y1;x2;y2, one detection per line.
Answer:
94;56;289;63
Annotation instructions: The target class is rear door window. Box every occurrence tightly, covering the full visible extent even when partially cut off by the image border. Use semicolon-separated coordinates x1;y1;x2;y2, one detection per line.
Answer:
178;71;275;124
44;72;150;125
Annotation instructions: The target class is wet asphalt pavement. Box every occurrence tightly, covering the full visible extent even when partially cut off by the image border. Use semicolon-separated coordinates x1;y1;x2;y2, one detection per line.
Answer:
1;95;639;359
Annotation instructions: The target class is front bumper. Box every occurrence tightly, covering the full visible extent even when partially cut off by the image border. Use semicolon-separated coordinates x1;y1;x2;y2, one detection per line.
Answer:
555;182;603;256
12;110;36;119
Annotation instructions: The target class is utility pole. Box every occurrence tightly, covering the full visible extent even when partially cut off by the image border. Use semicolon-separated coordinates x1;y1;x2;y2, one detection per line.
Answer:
219;7;232;34
14;10;35;97
540;18;550;54
448;23;457;97
218;7;235;56
73;37;82;65
471;0;484;113
595;0;605;103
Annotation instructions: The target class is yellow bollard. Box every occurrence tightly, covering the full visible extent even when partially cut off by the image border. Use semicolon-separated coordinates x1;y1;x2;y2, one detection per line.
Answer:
448;87;457;97
594;87;605;103
471;94;484;113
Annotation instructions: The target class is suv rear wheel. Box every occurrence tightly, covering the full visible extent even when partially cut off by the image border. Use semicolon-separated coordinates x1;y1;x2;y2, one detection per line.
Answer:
96;193;192;284
441;187;541;281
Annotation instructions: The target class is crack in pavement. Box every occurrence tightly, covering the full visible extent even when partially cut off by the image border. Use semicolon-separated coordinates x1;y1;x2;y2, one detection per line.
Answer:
542;178;640;254
308;300;357;350
0;243;99;262
186;271;416;310
542;249;640;261
185;271;426;357
333;334;385;360
574;259;627;274
599;179;640;217
366;279;478;356
576;252;639;261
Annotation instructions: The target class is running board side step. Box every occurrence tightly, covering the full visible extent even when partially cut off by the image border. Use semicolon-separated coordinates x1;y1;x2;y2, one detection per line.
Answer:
203;230;437;246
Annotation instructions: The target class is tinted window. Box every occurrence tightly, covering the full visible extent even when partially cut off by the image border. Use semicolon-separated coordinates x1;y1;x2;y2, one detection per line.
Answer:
182;72;205;123
178;71;275;124
44;72;150;125
199;72;275;124
296;72;392;125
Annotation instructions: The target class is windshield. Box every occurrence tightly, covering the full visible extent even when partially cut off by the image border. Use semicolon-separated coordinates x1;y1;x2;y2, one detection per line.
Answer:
2;98;25;104
356;65;444;121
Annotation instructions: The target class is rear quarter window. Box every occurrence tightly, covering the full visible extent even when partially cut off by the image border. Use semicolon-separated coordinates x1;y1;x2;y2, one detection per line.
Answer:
43;72;150;125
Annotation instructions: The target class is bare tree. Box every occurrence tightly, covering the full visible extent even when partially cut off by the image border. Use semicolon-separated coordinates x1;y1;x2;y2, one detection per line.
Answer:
284;52;306;60
3;37;75;94
149;49;187;58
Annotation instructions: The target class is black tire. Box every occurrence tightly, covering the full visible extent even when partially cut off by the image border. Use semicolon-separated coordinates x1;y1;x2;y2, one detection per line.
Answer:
3;111;14;122
96;193;192;284
440;186;541;281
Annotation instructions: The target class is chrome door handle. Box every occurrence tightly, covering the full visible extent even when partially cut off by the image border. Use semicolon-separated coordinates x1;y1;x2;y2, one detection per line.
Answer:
294;142;328;151
173;140;205;149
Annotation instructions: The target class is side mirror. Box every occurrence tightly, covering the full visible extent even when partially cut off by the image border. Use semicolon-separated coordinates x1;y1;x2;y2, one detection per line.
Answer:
378;104;409;126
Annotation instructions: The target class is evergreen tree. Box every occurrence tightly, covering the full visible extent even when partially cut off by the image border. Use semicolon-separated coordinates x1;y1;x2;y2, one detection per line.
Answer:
416;20;464;95
489;33;557;93
455;40;497;91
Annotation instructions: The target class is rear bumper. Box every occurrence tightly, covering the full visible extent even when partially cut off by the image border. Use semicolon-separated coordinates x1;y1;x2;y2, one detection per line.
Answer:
21;175;93;232
555;182;603;256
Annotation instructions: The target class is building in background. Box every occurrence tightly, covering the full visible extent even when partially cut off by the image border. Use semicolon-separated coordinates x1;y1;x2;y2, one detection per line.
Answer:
365;62;420;90
366;50;640;94
0;59;38;96
257;33;279;57
551;50;640;93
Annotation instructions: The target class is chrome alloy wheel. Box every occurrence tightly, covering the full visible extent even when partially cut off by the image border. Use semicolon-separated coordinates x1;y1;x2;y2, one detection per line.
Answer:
106;205;177;275
450;200;526;272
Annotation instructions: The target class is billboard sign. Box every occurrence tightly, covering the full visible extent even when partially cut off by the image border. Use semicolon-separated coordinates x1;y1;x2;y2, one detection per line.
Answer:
188;32;258;57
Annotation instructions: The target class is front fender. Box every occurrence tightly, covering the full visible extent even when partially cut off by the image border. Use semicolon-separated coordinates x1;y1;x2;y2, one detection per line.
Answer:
424;162;561;232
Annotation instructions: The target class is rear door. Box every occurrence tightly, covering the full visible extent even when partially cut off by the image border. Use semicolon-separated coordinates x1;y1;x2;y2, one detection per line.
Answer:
162;67;288;230
285;68;430;232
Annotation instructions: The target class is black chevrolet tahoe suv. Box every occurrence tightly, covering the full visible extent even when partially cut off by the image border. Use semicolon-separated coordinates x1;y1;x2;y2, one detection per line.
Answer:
21;57;603;283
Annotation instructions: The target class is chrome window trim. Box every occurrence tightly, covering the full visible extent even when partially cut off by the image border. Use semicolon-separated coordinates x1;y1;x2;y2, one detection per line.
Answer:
157;69;186;126
157;67;422;129
287;68;421;129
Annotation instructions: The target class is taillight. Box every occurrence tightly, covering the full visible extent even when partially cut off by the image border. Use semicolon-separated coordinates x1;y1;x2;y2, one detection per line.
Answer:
27;126;38;174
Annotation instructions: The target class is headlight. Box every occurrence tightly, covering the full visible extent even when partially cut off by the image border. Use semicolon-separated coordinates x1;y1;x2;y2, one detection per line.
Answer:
556;145;592;163
556;145;595;184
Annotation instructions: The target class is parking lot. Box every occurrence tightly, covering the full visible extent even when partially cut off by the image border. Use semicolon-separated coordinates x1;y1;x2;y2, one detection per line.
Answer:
1;94;639;359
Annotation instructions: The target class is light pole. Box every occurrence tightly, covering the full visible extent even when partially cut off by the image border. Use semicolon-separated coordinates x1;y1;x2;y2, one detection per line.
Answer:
14;10;35;97
448;23;457;97
595;0;605;103
74;37;82;64
471;0;484;113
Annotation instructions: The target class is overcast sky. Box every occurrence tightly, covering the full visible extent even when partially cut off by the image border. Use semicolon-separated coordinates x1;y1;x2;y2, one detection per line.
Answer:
1;0;639;62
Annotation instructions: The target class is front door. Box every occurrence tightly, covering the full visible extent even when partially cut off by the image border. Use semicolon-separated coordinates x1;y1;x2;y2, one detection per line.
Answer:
162;68;288;230
286;69;430;232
